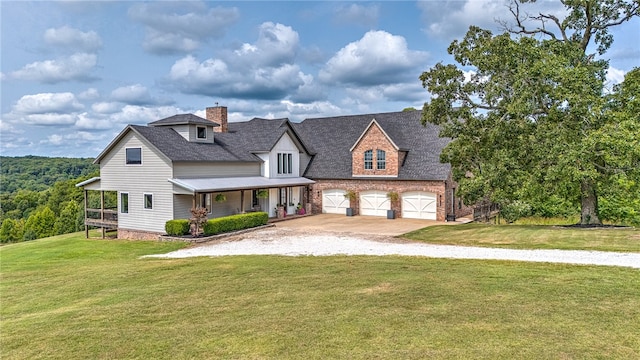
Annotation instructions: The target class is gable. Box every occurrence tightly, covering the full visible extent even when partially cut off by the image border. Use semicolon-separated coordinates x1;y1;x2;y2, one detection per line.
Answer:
350;120;399;177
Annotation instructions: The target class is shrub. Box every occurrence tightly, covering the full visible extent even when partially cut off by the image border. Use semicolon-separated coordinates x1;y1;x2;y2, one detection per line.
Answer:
500;201;533;223
165;219;190;236
203;212;268;236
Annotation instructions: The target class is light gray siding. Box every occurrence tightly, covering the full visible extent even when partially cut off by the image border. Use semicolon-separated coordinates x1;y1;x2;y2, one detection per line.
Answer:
100;131;174;233
173;162;260;178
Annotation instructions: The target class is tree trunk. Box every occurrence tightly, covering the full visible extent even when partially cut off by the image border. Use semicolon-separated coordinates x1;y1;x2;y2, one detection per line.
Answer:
580;180;601;225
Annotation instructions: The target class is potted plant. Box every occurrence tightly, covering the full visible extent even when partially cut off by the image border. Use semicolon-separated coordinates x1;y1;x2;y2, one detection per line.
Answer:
276;203;286;218
256;189;269;199
215;193;226;203
344;190;357;216
296;203;305;215
386;191;399;219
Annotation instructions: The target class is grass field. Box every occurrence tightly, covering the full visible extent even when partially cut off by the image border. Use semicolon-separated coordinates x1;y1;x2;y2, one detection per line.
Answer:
2;231;639;359
403;224;640;252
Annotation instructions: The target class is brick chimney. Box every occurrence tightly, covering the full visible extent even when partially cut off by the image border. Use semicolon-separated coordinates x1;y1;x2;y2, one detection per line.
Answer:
206;105;227;133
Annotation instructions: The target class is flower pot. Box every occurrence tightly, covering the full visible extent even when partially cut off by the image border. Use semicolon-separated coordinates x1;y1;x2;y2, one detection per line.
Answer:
387;209;395;219
346;208;354;216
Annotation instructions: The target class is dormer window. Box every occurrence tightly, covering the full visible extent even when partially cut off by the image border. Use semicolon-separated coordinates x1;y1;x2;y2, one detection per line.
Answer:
197;126;207;139
377;150;386;170
364;150;373;170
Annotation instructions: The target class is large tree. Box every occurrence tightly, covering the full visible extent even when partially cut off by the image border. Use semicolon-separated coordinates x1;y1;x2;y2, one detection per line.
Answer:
420;0;639;224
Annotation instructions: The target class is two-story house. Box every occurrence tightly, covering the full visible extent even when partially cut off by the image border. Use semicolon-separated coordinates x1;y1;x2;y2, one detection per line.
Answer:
78;106;471;239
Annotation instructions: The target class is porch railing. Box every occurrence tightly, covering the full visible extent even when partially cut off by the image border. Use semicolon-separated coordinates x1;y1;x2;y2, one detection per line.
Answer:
85;208;118;228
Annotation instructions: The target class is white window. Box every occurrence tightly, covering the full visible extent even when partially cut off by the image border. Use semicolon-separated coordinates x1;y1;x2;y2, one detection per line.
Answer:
126;148;142;165
277;153;293;174
364;150;373;170
144;193;153;210
200;193;212;213
120;193;129;213
377;149;386;170
197;126;206;139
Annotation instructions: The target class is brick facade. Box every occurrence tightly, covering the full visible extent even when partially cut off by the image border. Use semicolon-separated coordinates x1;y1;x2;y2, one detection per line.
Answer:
351;121;399;177
309;178;473;221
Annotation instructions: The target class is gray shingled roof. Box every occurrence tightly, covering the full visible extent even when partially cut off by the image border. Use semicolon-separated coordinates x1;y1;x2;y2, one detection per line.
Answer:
293;110;451;181
130;125;260;162
148;113;218;127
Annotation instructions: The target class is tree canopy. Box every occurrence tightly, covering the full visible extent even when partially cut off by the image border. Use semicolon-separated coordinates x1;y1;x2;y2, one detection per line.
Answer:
420;0;639;225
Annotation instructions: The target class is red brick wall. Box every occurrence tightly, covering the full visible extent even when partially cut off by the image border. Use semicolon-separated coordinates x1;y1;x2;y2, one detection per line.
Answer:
310;179;448;221
351;122;399;177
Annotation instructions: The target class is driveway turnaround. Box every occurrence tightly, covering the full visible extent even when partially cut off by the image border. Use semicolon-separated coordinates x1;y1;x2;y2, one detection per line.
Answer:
271;213;471;236
146;227;640;269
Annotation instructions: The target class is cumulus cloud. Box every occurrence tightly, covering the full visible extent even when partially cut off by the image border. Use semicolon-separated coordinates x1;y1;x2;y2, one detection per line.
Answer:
318;30;428;86
43;26;102;52
110;84;154;105
92;102;122;114
78;88;100;100
166;22;314;101
13;92;84;114
23;113;77;126
419;0;567;40
333;4;379;28
128;2;239;54
10;53;98;83
42;131;106;146
606;67;626;85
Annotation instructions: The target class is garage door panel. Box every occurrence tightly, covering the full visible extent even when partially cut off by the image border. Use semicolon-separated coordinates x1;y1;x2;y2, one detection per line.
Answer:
402;191;436;220
322;189;348;214
360;190;390;217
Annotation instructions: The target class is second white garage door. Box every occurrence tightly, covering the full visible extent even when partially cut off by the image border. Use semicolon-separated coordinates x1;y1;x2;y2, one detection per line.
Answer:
322;189;349;214
360;190;390;216
402;191;437;220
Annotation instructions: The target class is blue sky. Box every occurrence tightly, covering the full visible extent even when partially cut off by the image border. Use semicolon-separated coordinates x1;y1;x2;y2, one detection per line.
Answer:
1;1;638;158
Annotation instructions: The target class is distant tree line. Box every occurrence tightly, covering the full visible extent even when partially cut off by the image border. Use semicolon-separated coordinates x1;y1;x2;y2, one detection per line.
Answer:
0;156;111;243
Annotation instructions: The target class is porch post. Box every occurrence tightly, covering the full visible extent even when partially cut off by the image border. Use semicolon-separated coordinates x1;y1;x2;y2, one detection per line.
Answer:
84;190;89;238
100;190;105;239
240;190;245;213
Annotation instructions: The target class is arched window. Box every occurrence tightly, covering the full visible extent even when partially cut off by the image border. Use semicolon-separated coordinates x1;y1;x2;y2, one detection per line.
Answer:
377;149;386;170
364;150;373;170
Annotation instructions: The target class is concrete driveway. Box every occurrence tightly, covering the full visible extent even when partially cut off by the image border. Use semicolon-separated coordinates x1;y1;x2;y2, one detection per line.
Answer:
273;213;471;236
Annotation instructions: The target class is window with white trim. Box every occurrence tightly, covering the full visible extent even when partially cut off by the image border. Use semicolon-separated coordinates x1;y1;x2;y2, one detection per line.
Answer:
197;126;207;139
277;153;293;174
120;193;129;213
126;148;142;165
377;149;386;170
144;193;153;210
200;193;212;213
364;150;373;170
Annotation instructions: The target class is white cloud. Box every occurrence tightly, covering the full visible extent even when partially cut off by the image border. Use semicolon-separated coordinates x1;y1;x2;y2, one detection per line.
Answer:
24;113;77;126
78;88;100;100
319;30;428;86
13;92;84;114
334;4;379;28
42;131;106;147
232;22;299;68
74;113;117;130
419;0;568;40
606;67;626;86
110;84;154;105
92;102;122;114
10;53;98;83
167;22;311;101
108;105;185;125
43;26;102;52
128;2;239;54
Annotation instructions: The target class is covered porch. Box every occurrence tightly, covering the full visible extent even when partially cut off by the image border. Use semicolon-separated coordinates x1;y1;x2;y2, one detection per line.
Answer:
76;177;118;239
169;176;315;219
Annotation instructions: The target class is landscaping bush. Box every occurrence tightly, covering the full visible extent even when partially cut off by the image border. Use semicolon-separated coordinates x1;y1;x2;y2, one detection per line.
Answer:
165;219;190;236
500;201;533;223
203;212;268;236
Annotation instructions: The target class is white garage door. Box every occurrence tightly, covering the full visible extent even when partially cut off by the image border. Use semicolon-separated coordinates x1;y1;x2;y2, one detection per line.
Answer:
322;189;349;214
360;190;390;217
402;192;437;220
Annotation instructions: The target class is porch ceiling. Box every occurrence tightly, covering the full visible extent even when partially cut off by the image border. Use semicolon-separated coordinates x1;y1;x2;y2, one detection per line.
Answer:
169;176;315;193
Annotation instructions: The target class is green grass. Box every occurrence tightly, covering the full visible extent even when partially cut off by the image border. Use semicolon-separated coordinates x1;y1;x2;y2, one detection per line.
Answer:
403;224;640;252
2;232;639;359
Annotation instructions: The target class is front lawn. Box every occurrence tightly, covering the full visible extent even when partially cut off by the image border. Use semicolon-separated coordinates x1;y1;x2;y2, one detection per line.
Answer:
1;233;639;359
403;224;640;252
